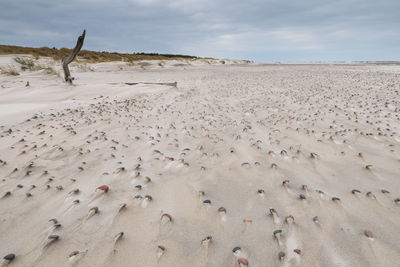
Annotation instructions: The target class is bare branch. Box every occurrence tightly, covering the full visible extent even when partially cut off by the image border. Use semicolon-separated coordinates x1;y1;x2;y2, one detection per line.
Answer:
62;30;86;83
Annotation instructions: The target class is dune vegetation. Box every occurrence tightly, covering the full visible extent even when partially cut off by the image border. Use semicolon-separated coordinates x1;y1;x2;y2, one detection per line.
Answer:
0;44;198;63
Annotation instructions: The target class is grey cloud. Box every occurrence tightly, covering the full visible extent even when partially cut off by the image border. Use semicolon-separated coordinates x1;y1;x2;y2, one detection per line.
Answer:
0;0;399;61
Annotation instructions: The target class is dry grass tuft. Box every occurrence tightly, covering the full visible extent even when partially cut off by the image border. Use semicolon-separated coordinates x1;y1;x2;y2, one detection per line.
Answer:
138;62;152;69
14;57;35;70
0;66;20;76
42;66;57;75
13;57;58;75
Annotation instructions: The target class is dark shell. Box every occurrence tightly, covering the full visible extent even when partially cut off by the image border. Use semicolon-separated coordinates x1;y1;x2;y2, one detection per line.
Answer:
69;251;79;257
3;253;15;261
232;246;241;253
273;229;282;236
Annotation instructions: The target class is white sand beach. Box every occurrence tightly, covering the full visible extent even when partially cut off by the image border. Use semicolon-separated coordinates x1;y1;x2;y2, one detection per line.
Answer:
1;55;400;266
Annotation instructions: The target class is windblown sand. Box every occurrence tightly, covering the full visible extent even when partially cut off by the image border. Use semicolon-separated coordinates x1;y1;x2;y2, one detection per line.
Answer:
1;56;400;267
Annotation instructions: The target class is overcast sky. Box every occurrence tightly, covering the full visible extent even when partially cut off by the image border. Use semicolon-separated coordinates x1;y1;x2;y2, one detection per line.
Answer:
1;0;399;62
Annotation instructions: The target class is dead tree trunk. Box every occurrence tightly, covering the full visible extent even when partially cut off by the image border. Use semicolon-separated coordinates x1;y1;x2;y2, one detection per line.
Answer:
62;30;86;83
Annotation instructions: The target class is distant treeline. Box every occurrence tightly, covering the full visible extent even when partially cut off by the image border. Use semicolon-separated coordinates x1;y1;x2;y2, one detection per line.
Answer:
0;44;199;62
133;52;197;59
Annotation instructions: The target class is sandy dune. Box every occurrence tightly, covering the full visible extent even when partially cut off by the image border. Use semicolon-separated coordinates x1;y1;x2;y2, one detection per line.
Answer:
1;56;400;267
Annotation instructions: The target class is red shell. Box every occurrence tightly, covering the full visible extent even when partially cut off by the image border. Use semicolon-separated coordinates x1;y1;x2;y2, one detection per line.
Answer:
293;249;301;254
238;258;249;265
97;185;109;192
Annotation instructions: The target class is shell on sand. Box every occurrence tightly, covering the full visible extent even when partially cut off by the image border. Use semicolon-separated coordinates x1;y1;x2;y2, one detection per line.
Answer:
3;253;15;261
238;257;249;265
97;185;109;192
364;230;374;238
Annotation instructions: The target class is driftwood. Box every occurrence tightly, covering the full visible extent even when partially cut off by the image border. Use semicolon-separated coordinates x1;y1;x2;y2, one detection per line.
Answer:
62;30;86;83
107;82;177;87
125;82;177;87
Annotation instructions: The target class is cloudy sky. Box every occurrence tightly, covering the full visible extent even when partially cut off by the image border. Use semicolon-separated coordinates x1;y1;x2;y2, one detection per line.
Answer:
1;0;399;62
